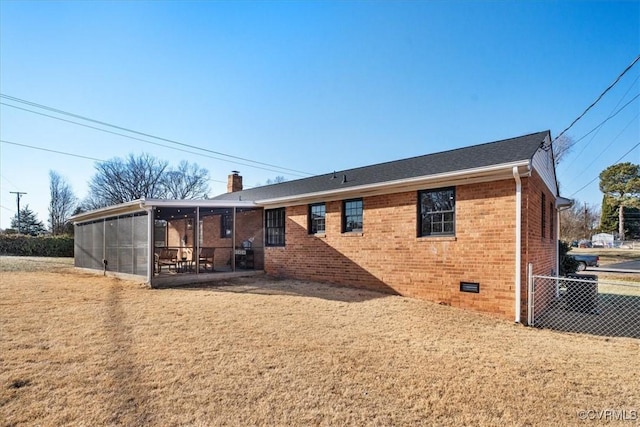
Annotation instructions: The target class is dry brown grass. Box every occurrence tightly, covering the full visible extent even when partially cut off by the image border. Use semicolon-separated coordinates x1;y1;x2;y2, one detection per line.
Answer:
1;257;639;426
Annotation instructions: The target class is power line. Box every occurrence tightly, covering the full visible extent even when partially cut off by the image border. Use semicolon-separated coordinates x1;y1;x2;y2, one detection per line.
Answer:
0;139;249;188
0;93;314;176
9;191;27;233
1;139;105;162
569;141;640;197
1;174;20;189
563;72;640;170
565;111;639;185
555;54;640;142
569;93;639;149
1;102;310;177
0;139;251;188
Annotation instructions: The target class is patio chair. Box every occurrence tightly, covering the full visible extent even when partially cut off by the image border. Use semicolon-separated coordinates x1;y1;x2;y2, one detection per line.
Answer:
156;248;178;273
199;247;215;272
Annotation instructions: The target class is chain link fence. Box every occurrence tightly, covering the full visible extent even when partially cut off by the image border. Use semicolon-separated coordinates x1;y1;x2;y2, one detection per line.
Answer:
530;274;640;339
618;240;640;249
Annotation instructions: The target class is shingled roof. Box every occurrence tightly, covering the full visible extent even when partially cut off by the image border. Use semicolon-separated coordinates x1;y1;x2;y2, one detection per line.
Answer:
211;130;550;202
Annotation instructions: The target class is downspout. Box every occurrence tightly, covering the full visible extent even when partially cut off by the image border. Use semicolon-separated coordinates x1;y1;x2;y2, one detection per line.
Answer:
556;209;560;277
513;166;522;323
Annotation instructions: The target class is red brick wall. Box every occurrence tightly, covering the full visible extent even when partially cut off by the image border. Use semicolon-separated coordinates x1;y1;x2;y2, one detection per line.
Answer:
265;179;532;320
166;218;193;260
200;214;228;269
520;170;558;321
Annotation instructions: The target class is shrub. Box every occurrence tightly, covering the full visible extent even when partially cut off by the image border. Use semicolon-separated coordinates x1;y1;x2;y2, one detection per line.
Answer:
0;234;74;257
558;240;579;276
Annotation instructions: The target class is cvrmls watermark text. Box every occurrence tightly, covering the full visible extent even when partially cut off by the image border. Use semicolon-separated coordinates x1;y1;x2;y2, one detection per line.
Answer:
577;409;638;422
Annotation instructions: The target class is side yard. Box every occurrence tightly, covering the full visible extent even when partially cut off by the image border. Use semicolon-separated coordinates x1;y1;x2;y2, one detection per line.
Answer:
1;257;638;426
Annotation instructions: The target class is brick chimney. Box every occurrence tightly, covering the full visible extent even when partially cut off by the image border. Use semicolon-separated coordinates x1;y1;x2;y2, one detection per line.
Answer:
227;171;243;193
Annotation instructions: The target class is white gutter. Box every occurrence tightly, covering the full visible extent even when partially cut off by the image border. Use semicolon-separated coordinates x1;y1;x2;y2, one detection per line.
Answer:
555;197;573;208
144;199;258;209
71;198;258;224
70;199;148;224
513;166;522;323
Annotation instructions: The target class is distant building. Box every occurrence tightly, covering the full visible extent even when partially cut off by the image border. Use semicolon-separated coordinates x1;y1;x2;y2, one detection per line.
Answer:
592;233;614;248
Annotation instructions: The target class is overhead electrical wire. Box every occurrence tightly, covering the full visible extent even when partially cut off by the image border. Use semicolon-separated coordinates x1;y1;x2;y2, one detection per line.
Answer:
0;93;314;177
554;54;640;142
0;139;232;186
560;92;640;180
569;141;640;197
1;174;20;189
0;102;309;177
563;72;640;169
567;92;639;153
576;112;640;176
1;139;105;162
567;112;639;183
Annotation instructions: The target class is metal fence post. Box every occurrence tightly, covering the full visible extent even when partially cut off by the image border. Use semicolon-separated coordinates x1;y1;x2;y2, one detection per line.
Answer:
527;263;534;326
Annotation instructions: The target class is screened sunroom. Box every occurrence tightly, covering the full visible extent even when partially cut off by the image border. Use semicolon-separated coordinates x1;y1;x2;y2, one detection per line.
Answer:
72;199;264;287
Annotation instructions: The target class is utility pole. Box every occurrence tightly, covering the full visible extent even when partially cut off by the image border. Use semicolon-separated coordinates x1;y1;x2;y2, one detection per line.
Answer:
10;191;26;233
584;202;588;239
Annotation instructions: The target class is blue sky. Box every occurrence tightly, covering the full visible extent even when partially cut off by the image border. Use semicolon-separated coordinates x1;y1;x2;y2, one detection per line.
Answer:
1;0;638;230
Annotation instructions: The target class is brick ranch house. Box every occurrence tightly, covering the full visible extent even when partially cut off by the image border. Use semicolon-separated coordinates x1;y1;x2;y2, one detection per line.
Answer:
72;130;570;323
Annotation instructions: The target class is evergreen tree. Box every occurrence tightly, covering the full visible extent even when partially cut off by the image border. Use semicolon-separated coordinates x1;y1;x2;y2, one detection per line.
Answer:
626;207;640;239
599;195;640;239
10;205;46;236
599;162;640;240
599;195;618;234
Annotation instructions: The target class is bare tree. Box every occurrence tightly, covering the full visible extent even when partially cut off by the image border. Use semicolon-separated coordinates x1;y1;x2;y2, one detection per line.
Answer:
266;176;287;185
83;153;212;210
552;134;574;166
85;153;169;209
559;200;600;242
48;170;77;235
162;161;210;199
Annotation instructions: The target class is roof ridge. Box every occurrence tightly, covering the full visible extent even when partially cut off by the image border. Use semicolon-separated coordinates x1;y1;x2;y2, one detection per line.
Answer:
331;130;549;174
253;130;550;188
211;130;551;201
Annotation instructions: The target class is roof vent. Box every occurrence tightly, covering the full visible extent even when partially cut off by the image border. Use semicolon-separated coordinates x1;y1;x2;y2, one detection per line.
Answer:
331;171;337;179
341;174;347;184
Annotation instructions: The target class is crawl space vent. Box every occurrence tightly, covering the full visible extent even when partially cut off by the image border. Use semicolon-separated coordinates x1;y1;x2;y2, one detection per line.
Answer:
460;282;480;293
